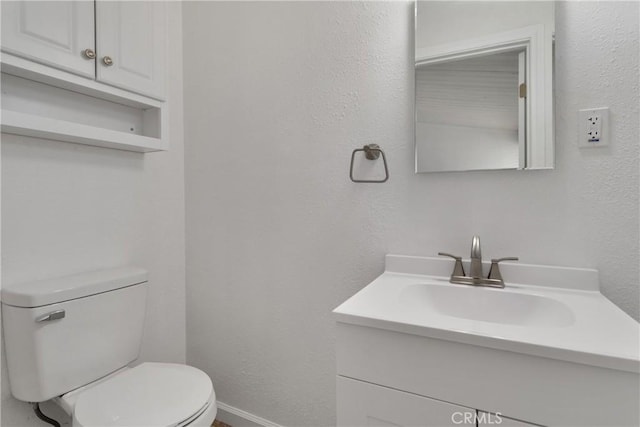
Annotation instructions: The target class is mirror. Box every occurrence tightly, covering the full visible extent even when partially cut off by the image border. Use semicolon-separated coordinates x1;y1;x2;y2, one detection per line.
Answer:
415;1;555;173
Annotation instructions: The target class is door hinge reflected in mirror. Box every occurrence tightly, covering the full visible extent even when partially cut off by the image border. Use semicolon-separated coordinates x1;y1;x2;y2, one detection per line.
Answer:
519;83;527;98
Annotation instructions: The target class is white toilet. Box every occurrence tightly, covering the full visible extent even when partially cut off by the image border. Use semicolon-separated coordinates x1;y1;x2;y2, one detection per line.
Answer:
1;267;217;427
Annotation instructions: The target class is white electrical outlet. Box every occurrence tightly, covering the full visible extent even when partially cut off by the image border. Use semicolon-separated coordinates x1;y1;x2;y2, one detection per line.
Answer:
578;107;609;147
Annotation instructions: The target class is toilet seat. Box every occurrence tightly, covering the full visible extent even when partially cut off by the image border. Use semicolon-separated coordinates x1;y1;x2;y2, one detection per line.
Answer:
72;362;214;427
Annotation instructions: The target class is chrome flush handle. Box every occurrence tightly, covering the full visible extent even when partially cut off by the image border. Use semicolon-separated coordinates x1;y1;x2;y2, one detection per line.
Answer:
36;310;65;323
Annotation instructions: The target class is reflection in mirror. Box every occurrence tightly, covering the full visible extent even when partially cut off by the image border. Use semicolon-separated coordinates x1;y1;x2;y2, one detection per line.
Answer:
415;1;555;173
416;50;525;171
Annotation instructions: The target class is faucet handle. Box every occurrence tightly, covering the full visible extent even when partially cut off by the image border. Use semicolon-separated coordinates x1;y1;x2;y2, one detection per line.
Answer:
438;252;465;277
487;257;519;282
491;257;519;263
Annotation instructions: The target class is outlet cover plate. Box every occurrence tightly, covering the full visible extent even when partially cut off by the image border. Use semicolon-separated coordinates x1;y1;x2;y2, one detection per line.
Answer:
578;107;609;148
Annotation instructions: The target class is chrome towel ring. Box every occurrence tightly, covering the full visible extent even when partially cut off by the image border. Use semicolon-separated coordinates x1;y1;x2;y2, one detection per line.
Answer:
349;144;389;183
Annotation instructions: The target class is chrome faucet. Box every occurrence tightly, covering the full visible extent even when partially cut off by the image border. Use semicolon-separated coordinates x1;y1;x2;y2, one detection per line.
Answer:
469;235;483;279
439;236;518;288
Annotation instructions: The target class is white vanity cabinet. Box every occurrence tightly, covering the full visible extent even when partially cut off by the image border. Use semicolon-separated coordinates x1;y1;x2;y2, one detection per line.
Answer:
338;374;541;427
1;0;166;100
338;376;472;427
334;255;640;427
335;322;638;427
335;323;552;427
478;413;539;427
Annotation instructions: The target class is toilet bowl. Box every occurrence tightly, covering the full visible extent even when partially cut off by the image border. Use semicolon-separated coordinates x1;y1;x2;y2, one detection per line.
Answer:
54;363;217;427
1;267;217;427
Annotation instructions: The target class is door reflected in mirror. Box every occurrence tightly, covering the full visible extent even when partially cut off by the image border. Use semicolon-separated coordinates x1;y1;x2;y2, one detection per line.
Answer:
415;1;555;173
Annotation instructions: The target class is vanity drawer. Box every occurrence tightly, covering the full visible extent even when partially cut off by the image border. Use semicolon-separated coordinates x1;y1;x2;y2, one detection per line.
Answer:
336;322;639;426
337;376;473;426
478;412;541;427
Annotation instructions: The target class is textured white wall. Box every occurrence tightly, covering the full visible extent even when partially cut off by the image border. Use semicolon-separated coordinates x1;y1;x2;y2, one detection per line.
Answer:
416;1;555;49
0;4;185;426
184;1;639;426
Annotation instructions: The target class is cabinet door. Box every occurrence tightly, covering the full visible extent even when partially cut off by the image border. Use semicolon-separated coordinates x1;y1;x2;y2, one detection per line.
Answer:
1;1;95;78
478;412;542;427
95;0;166;100
338;376;473;427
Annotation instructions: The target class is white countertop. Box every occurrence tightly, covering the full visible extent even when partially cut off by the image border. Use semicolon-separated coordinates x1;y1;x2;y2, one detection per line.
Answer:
333;255;640;373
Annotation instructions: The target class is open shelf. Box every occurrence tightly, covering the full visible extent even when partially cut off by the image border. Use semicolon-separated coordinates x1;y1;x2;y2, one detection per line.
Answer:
1;110;164;152
1;52;168;153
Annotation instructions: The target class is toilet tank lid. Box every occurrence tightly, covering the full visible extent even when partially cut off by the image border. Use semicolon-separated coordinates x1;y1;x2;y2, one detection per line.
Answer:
1;267;148;308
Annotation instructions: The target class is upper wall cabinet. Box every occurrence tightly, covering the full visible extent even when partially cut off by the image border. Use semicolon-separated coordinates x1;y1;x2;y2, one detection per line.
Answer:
1;1;95;79
95;1;166;100
1;1;169;152
1;0;166;101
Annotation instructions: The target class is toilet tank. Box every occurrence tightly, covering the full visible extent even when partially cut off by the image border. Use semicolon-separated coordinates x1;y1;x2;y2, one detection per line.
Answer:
1;267;148;402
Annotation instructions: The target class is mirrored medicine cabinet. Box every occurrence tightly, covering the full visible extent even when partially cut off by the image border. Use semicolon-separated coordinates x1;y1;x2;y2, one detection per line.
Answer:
415;1;555;173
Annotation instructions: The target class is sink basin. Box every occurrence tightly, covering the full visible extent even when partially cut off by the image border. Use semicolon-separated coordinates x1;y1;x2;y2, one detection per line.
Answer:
334;255;640;373
398;283;575;327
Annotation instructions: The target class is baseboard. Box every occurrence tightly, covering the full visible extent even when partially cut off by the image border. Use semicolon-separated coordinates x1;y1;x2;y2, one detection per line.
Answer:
216;401;284;427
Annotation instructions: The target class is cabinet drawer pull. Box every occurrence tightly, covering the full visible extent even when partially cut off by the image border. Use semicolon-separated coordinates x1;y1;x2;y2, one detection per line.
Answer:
102;56;113;66
83;49;96;59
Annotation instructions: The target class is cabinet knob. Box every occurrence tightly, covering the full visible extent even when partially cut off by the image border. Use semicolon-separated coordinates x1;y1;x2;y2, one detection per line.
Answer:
102;56;114;66
83;48;96;59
